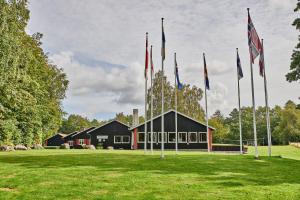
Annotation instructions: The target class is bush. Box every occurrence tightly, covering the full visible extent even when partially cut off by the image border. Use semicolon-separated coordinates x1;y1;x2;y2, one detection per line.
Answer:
96;144;103;149
74;145;84;149
44;146;60;149
60;143;70;149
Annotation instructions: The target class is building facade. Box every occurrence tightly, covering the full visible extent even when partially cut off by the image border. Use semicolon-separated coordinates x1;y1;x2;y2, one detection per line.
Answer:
130;110;214;151
88;120;131;149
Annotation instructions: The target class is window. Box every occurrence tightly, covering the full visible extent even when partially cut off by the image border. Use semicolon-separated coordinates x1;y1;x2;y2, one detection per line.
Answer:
168;132;176;143
138;132;145;143
189;132;197;143
114;136;122;143
79;139;84;145
158;132;167;143
148;132;157;143
68;140;74;146
114;136;130;144
199;132;207;142
122;136;130;143
178;132;187;143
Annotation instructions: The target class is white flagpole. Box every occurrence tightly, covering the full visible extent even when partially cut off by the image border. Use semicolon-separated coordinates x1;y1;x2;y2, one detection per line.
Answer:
247;8;258;159
144;32;148;154
174;53;178;154
161;18;165;159
236;48;243;154
150;45;154;154
261;39;272;157
203;53;210;153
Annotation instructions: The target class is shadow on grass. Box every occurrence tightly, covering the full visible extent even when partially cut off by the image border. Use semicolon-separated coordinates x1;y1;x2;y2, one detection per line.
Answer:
0;152;300;188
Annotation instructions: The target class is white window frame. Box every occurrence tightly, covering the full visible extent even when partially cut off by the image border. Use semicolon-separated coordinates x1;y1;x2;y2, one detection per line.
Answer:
158;132;167;143
122;136;130;144
188;132;198;143
68;140;74;146
198;132;207;143
114;136;122;144
138;132;145;143
79;139;85;145
168;132;176;143
148;132;157;143
178;132;187;143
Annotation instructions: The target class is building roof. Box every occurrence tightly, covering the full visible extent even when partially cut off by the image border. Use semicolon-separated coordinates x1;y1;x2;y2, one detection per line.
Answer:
63;131;78;140
45;133;66;141
129;109;215;130
87;120;130;134
71;127;96;137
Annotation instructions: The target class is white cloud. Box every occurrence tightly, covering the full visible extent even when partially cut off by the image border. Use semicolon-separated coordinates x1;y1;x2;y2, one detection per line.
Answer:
27;0;300;119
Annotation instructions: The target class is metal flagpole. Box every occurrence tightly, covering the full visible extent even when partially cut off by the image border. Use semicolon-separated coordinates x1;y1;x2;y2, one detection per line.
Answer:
174;53;178;154
250;58;258;159
150;45;154;154
203;53;210;153
261;39;272;156
161;18;165;159
236;48;243;154
248;8;258;159
144;32;148;154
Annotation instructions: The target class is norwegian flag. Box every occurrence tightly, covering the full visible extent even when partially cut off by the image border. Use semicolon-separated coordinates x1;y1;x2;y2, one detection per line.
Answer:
259;40;265;77
248;11;262;64
145;33;149;79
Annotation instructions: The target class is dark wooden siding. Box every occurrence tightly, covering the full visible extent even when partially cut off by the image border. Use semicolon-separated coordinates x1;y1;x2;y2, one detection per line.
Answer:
45;134;64;146
89;121;131;149
135;111;210;150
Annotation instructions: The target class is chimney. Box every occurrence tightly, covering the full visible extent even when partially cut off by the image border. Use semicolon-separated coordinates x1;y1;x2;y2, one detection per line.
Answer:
132;109;139;126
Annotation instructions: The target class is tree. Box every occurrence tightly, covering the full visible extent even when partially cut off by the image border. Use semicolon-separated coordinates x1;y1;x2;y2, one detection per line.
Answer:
0;0;68;145
147;70;205;122
273;100;300;144
209;110;230;143
59;115;102;134
286;1;300;83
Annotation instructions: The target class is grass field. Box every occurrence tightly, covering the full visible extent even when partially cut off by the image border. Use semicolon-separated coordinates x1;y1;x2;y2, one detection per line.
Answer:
0;146;300;200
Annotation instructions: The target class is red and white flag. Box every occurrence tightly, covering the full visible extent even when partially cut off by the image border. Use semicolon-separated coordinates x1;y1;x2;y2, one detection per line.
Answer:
248;11;262;64
259;41;265;77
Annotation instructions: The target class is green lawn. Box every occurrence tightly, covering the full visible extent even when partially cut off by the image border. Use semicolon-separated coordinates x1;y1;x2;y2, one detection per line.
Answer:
0;146;300;200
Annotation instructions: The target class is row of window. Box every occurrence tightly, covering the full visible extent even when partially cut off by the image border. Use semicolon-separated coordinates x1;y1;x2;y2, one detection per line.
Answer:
138;132;207;143
68;139;86;146
114;135;130;144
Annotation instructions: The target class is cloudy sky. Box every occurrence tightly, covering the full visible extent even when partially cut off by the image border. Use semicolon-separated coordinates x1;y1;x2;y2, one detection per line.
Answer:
26;0;299;120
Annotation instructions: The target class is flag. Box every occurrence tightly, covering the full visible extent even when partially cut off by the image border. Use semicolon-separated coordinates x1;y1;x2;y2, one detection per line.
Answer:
203;54;210;90
145;33;149;79
259;42;265;77
150;45;154;75
161;19;166;60
237;50;244;80
175;57;183;90
248;10;262;64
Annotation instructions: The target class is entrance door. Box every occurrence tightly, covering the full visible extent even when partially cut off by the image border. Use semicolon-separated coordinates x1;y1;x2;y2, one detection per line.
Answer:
97;135;109;149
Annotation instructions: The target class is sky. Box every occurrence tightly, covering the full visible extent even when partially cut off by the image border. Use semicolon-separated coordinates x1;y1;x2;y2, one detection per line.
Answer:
26;0;299;121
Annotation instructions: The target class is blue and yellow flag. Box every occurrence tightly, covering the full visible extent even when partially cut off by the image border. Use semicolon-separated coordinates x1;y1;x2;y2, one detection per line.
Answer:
161;18;166;60
203;53;210;90
237;50;243;80
175;56;183;90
